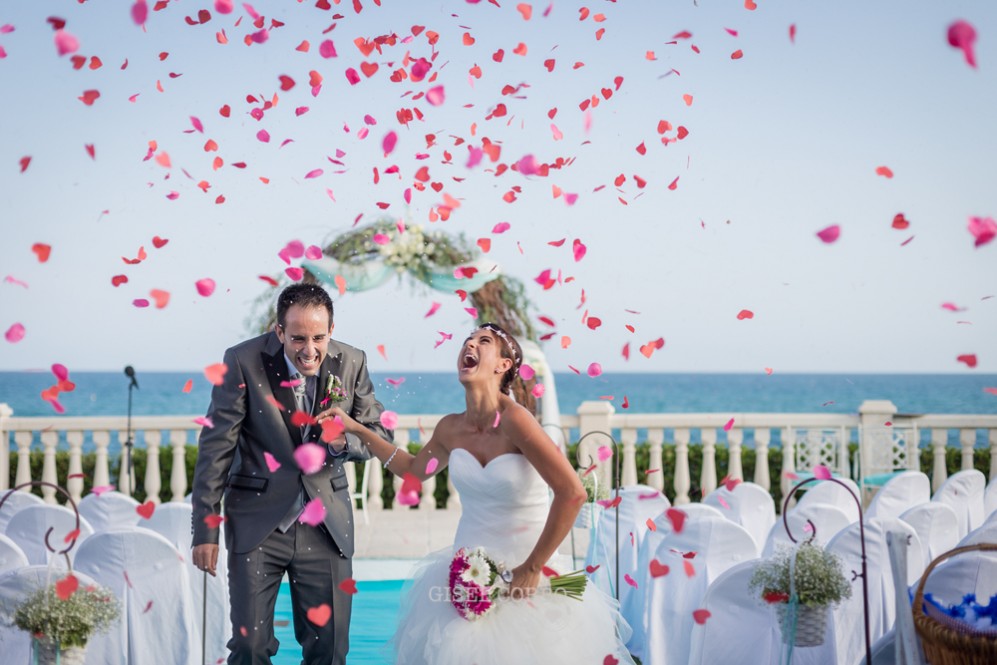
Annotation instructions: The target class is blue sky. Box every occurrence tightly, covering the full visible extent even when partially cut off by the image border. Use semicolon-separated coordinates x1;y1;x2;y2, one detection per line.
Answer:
1;0;994;376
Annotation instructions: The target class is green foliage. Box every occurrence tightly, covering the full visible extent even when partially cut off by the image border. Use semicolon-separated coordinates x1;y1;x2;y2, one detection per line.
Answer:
13;583;120;648
749;541;852;608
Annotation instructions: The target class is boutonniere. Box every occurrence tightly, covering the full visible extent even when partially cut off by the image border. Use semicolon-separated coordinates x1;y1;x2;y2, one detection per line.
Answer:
322;374;347;406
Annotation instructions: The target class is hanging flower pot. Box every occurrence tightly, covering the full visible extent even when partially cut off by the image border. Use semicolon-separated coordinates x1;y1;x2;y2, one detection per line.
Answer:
34;638;88;665
775;603;830;647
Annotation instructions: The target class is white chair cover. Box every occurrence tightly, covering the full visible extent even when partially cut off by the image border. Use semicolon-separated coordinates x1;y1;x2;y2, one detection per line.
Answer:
931;469;986;540
688;560;833;665
957;516;997;547
917;541;997;609
764;502;852;557
74;530;200;665
643;517;757;665
899;502;960;569
795;477;861;524
140;502;230;665
626;503;725;659
0;533;29;575
0;565;103;665
0;490;45;533
702;482;773;556
826;518;924;665
985;476;997;519
4;504;94;567
77;491;141;532
586;485;670;603
865;471;930;522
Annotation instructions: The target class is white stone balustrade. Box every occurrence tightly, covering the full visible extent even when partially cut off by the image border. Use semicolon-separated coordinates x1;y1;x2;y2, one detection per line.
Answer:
2;403;996;513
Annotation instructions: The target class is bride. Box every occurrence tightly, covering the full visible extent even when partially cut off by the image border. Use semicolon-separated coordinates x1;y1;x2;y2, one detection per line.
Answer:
324;323;634;664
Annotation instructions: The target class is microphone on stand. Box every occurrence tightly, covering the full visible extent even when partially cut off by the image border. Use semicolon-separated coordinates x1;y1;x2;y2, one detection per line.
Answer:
124;365;139;389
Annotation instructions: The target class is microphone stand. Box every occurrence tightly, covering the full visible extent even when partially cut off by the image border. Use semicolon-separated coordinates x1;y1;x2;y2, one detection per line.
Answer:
124;367;138;496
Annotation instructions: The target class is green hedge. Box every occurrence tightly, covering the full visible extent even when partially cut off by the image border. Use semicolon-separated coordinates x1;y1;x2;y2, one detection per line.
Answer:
6;443;992;509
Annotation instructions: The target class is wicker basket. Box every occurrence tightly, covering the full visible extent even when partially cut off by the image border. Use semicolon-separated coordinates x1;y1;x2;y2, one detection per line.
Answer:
776;603;829;647
912;543;997;665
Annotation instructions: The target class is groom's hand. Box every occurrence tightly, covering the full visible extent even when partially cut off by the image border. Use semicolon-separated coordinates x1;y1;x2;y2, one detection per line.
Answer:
192;543;219;577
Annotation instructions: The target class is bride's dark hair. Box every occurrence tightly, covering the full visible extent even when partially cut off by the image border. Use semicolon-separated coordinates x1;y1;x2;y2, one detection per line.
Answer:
477;323;522;395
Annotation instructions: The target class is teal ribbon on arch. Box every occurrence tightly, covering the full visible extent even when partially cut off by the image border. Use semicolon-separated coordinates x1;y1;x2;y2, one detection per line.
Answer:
303;254;501;294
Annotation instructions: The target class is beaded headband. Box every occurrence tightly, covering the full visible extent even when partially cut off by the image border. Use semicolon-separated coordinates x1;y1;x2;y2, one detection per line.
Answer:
476;324;520;365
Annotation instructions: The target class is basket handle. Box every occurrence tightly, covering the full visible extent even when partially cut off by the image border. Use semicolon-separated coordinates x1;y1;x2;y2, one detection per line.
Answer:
912;542;997;615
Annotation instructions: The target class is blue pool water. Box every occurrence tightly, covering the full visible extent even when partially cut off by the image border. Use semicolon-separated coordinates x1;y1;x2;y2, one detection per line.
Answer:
272;579;404;665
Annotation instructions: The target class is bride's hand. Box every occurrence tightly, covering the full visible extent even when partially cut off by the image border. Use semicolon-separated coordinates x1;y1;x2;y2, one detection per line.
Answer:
316;406;357;432
506;563;541;600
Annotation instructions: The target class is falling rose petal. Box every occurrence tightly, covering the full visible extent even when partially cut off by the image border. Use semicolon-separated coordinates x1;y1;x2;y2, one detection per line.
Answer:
692;609;711;625
150;289;170;308
319;39;337;58
215;0;234;13
194;416;214;428
941;302;965;312
380;410;399;430
54;29;79;56
19;156;31;172
132;299;150;308
875;166;894;178
305;245;323;260
736;309;754;321
132;0;148;26
426;85;445;106
182;379;193;393
572;238;587;262
492;222;511;234
649;559;670;578
345;68;360;85
52;363;69;381
983;387;997;396
195;278;216;297
492;410;501;428
892;213;910;230
294;443;326;475
532;383;545;398
382;131;398;156
92;485;114;497
968;217;997;248
264;451;281;472
286;267;304;281
816;225;841;243
587;363;603;377
204;362;227;386
813;464;832;480
204;514;225;529
789;23;797;43
304;168;323;179
5;323;26;343
597;445;612;462
947;20;978;68
31;243;51;262
723;418;734;432
257;129;270;143
518;364;536;380
957;354;978;368
298;498;326;526
666;508;686;533
623;574;638;589
136;501;155;519
338;578;359;595
55;575;79;600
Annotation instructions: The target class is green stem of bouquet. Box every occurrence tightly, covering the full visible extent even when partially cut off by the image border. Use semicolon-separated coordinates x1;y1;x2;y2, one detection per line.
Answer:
550;570;588;600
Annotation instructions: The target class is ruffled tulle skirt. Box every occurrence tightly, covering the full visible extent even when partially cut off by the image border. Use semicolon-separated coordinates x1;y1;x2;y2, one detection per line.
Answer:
391;549;636;665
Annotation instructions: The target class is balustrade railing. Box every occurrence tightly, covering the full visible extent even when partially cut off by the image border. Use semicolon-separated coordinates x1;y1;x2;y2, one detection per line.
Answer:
2;401;995;512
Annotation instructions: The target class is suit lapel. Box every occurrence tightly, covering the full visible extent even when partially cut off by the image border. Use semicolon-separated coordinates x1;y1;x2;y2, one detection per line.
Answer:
262;334;303;447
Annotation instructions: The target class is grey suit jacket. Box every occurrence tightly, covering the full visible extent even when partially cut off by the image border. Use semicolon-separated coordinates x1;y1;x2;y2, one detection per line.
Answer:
191;332;392;556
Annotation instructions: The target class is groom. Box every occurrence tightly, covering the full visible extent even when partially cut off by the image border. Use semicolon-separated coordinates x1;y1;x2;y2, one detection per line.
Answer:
191;282;392;665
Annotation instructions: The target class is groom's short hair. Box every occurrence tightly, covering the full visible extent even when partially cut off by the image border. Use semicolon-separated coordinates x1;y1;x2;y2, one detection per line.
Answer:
276;283;335;328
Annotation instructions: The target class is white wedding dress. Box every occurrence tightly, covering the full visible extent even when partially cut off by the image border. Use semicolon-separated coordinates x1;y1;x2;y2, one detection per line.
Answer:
392;449;635;664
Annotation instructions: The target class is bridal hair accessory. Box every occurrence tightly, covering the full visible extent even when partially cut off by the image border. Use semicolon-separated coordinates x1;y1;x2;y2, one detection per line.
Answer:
476;324;519;364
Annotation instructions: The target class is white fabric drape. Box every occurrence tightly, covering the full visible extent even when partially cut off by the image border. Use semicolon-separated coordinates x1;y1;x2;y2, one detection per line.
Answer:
4;504;93;567
865;471;930;523
702;482;773;556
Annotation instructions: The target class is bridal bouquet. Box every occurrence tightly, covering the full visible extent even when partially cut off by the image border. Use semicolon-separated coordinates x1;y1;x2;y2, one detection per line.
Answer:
449;547;587;621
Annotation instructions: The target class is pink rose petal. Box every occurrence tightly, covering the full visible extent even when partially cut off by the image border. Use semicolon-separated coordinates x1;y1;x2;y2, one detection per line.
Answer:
531;383;545;398
518;364;536;380
92;485;114;497
298;497;326;526
4;323;25;343
319;39;337;58
816;225;840;244
587;362;602;377
257;129;270;143
968;216;996;248
195;278;216;297
264;452;281;472
54;30;79;56
572;238;587;262
723;418;734;432
492;222;511;234
285;267;304;281
131;0;148;26
426;85;445;106
215;0;234;13
382;131;398;156
305;245;322;260
304;169;323;179
194;416;214;428
947;20;978;68
813;464;832;480
425;458;439;475
380;410;399;430
597;445;612;462
345;68;360;85
395;490;419;506
52;363;69;381
294;443;326;475
516;154;540;175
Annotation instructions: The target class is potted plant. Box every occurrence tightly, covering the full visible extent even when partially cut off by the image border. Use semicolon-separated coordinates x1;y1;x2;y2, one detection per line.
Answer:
575;470;609;529
749;541;852;646
11;576;121;665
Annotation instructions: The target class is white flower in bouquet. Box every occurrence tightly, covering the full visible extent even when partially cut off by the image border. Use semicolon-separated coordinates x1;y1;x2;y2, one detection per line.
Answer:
462;550;493;587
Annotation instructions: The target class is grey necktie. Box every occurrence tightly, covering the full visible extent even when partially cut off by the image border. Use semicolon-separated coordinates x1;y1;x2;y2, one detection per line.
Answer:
277;373;314;533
